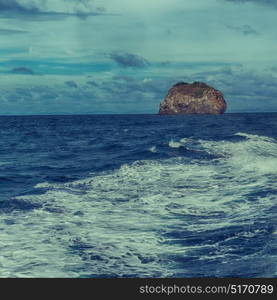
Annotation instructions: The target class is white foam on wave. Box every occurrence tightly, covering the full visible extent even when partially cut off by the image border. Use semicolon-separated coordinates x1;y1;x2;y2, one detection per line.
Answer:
199;132;277;175
180;138;188;143
235;132;276;143
149;146;157;153
168;139;183;148
0;132;276;277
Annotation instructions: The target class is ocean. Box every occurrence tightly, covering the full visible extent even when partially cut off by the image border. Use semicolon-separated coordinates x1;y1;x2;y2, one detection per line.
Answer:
0;113;276;278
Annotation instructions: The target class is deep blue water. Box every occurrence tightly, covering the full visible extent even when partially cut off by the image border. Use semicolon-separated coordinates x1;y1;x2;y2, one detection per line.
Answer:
0;113;276;278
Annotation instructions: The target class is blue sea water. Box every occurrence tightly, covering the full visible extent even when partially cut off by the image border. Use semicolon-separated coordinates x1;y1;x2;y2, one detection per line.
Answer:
0;113;276;278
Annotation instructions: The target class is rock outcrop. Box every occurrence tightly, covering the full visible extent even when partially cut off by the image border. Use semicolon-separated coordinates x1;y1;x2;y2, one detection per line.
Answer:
159;82;227;115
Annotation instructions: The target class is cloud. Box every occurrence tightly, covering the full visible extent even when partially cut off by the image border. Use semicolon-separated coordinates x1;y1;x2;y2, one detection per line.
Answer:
0;0;41;13
192;67;277;112
0;0;276;114
223;0;277;8
109;52;150;68
86;80;98;87
0;73;171;114
10;67;34;74
0;0;106;17
226;24;258;35
0;28;28;34
1;65;277;114
65;80;78;88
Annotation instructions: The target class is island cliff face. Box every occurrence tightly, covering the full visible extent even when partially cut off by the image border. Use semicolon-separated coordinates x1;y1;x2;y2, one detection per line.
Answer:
159;82;227;115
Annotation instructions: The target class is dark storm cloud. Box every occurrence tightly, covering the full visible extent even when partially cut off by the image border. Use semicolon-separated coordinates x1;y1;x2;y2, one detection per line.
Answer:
0;0;39;13
65;80;78;88
86;80;98;87
10;67;34;75
109;52;150;68
226;24;258;36
224;0;277;8
0;0;106;18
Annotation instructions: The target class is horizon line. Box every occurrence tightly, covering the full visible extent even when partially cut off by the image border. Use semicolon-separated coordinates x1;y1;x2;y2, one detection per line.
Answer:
0;112;276;117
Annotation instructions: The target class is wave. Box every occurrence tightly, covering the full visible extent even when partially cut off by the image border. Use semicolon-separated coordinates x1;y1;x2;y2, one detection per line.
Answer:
0;132;276;277
199;132;277;175
148;146;157;153
169;140;184;149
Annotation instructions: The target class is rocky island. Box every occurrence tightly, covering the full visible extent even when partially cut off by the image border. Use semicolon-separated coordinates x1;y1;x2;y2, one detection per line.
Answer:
159;82;227;115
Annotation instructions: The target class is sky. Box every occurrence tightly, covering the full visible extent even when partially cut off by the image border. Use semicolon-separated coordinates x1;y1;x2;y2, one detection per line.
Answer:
0;0;277;114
